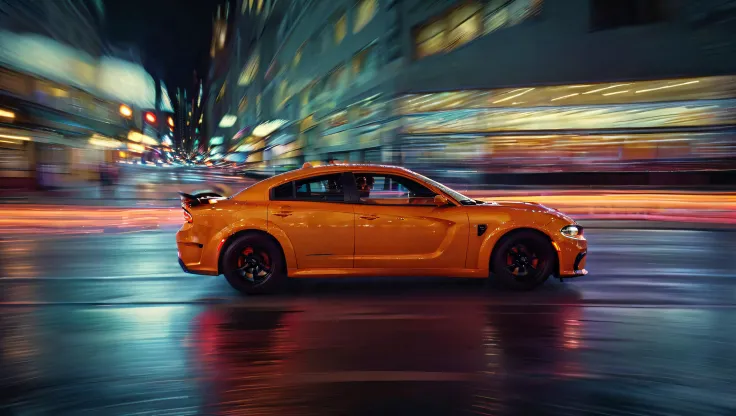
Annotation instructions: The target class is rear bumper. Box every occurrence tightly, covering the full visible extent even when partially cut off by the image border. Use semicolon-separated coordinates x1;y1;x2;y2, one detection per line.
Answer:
178;255;218;276
177;224;219;276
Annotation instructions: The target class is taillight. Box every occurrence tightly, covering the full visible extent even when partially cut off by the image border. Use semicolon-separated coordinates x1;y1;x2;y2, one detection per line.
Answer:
183;209;193;223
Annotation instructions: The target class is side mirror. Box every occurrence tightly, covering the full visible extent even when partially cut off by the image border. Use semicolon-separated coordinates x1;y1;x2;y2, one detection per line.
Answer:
433;194;450;207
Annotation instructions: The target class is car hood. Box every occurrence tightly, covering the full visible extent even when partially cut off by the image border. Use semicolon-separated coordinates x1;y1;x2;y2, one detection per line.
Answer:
477;200;575;223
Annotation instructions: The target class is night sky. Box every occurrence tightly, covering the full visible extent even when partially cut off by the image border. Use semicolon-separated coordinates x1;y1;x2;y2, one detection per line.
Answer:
104;0;220;95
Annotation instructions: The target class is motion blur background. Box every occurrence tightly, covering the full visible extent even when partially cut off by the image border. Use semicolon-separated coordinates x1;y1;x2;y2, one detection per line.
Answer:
1;0;735;222
2;1;736;415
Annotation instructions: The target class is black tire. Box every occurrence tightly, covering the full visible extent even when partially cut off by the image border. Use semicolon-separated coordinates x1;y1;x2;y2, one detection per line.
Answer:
491;230;555;291
222;234;286;295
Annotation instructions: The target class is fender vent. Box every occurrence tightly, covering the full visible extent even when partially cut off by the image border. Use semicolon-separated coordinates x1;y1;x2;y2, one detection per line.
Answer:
477;224;487;236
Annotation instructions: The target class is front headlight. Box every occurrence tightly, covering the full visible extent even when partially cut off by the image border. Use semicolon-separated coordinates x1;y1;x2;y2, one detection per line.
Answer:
561;225;583;238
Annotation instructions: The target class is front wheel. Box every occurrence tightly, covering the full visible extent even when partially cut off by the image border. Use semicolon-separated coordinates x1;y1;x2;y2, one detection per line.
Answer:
491;231;556;290
222;234;285;294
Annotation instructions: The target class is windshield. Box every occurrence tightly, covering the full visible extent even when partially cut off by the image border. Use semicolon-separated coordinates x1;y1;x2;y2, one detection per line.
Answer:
412;172;476;205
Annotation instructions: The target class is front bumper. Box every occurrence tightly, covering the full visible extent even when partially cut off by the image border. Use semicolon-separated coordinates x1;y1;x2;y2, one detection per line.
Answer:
555;235;588;278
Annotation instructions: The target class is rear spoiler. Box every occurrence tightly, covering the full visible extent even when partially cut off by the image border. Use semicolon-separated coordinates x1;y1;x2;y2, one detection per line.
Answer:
179;191;227;207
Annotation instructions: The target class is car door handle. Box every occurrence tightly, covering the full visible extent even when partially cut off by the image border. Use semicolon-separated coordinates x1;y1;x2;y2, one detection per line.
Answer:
273;210;293;218
360;214;379;220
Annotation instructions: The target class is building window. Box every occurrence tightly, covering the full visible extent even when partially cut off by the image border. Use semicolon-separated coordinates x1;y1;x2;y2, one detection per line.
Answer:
335;13;348;44
484;0;542;35
590;0;664;31
238;51;260;86
216;81;227;102
447;3;483;50
354;0;377;33
294;43;304;68
328;66;348;94
238;96;248;113
414;1;535;59
302;88;310;107
352;45;378;83
415;20;447;58
277;80;289;110
324;27;333;51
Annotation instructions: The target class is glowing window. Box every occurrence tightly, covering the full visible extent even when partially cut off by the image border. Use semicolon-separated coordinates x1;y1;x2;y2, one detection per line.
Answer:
354;0;377;33
485;0;542;35
294;43;304;68
447;4;483;49
216;82;227;102
335;13;347;44
415;20;446;58
238;96;248;113
238;51;260;86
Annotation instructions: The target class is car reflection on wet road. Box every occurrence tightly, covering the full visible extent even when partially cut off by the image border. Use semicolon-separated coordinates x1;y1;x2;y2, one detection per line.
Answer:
1;228;735;415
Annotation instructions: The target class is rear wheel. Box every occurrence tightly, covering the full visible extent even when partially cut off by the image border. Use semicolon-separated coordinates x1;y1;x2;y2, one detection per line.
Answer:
222;234;285;294
491;231;555;290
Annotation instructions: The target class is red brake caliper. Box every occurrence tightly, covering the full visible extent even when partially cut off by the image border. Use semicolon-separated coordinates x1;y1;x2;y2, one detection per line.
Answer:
239;247;254;267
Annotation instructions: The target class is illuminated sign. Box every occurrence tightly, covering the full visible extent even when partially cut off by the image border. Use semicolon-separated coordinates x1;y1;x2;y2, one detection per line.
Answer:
218;114;237;128
253;119;288;137
127;142;145;152
89;135;122;149
0;109;16;119
127;131;159;146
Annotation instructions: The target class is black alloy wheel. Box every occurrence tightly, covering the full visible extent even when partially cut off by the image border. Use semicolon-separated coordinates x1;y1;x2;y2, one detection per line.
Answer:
223;234;285;294
237;246;273;284
491;230;555;290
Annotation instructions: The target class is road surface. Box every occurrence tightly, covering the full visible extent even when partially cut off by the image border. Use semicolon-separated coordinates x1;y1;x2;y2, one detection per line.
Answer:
1;227;735;415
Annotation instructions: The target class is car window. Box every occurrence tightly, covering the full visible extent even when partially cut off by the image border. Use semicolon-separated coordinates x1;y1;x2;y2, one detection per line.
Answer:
353;173;437;205
292;173;345;202
271;182;294;200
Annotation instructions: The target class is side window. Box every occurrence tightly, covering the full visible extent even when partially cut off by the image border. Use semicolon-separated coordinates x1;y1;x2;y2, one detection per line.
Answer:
353;173;437;204
293;173;345;202
271;182;294;200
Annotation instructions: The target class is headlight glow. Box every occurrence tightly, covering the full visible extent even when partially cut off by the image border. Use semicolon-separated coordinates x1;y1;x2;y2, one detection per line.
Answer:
561;225;583;238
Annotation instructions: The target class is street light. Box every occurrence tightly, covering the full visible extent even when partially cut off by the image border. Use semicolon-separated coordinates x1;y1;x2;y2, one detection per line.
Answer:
119;104;133;118
168;116;174;127
145;112;157;124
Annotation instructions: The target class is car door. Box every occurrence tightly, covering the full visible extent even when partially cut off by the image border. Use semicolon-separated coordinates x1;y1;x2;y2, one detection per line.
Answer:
350;172;469;270
268;172;354;269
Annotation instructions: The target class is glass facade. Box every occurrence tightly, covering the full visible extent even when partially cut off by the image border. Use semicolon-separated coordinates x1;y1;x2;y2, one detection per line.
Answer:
397;75;736;174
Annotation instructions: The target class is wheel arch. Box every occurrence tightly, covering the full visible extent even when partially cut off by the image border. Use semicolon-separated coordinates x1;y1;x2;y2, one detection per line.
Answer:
487;227;560;276
217;229;288;275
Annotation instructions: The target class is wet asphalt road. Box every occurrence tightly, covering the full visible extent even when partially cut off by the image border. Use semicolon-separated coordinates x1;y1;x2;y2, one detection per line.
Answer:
1;227;736;415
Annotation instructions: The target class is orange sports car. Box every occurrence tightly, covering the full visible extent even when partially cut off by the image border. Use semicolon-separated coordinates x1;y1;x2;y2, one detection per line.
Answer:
176;163;587;294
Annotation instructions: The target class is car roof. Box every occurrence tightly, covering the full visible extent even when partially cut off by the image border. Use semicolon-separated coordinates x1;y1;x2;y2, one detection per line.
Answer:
233;163;418;201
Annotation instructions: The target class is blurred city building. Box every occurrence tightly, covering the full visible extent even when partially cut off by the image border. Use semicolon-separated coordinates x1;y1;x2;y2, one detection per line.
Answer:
207;0;736;185
0;0;168;190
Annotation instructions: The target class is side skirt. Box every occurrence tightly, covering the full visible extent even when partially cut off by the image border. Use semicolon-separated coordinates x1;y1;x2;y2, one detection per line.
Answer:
288;268;489;279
